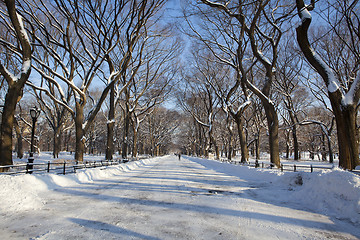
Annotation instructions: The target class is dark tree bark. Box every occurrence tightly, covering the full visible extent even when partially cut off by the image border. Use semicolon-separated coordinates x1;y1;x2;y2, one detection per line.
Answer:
234;116;249;163
0;0;32;169
132;126;138;158
226;117;233;160
106;84;115;160
258;96;280;167
14;118;24;159
122;92;131;159
288;110;299;160
74;102;85;162
53;128;62;158
292;125;299;160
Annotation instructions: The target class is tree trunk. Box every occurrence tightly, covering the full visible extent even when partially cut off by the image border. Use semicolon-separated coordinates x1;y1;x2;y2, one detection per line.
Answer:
156;145;160;156
288;106;299;160
0;0;32;169
205;133;210;158
235;117;249;163
285;136;290;159
227;141;232;160
333;106;359;169
14;118;23;159
251;146;255;157
122;107;130;159
66;130;71;152
74;102;85;162
243;69;280;166
53;127;62;158
226;118;233;160
16;133;23;159
215;144;220;160
289;112;299;160
327;136;334;163
106;85;115;160
264;102;280;167
132;127;138;158
106;121;115;160
292;126;299;160
321;133;326;161
210;135;220;160
197;123;202;156
0;88;20;168
255;132;260;160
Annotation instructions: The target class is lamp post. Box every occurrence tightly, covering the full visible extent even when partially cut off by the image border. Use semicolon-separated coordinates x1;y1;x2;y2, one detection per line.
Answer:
27;107;40;174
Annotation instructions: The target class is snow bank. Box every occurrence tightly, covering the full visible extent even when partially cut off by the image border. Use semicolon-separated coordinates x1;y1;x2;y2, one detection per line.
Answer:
0;158;157;213
0;174;47;212
187;157;360;225
75;158;154;182
290;168;360;224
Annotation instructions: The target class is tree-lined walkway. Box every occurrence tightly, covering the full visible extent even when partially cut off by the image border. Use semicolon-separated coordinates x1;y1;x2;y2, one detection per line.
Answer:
0;156;358;239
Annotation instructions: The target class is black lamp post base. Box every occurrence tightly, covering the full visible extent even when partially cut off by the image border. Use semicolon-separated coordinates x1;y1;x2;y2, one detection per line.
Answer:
27;156;34;174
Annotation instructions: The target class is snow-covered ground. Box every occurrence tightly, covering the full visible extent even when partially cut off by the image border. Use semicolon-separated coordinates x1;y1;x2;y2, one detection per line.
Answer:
0;155;359;239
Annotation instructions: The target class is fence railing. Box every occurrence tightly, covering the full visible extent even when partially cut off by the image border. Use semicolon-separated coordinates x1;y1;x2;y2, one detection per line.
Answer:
0;158;136;175
221;159;360;175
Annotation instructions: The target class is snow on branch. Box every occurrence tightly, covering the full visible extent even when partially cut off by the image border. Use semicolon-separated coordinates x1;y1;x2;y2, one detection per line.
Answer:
16;12;30;47
342;74;360;106
299;7;311;23
312;51;340;94
245;79;273;105
235;99;251;114
296;0;341;95
26;81;74;115
299;119;332;137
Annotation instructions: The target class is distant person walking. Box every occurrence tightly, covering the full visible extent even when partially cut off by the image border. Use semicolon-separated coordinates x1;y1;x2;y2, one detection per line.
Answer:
178;153;181;160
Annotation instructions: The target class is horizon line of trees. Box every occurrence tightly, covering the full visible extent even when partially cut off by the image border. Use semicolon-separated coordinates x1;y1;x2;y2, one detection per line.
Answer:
11;102;181;159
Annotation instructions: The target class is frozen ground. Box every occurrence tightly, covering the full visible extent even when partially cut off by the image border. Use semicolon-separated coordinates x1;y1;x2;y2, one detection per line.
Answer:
0;155;359;239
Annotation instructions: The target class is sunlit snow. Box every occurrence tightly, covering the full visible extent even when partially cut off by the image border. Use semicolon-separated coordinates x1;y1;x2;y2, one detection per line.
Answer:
0;154;359;239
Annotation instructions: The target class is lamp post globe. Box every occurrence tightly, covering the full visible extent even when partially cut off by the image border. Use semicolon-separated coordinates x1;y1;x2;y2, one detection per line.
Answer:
30;107;40;119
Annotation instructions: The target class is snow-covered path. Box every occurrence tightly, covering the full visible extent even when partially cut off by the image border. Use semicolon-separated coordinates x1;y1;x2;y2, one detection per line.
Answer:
1;155;359;239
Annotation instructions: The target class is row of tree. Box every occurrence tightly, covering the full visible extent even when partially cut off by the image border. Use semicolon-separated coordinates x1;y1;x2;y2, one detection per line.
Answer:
9;92;335;166
12;103;181;160
175;0;359;170
0;0;181;169
177;84;336;162
1;0;359;170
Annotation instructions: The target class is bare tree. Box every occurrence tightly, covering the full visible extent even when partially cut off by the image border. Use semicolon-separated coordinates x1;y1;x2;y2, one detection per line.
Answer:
17;0;164;162
275;38;309;160
142;107;180;156
183;1;252;162
244;97;267;160
13;103;30;159
295;0;360;169
0;0;32;168
199;0;294;167
179;52;222;159
119;24;180;159
30;65;73;158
